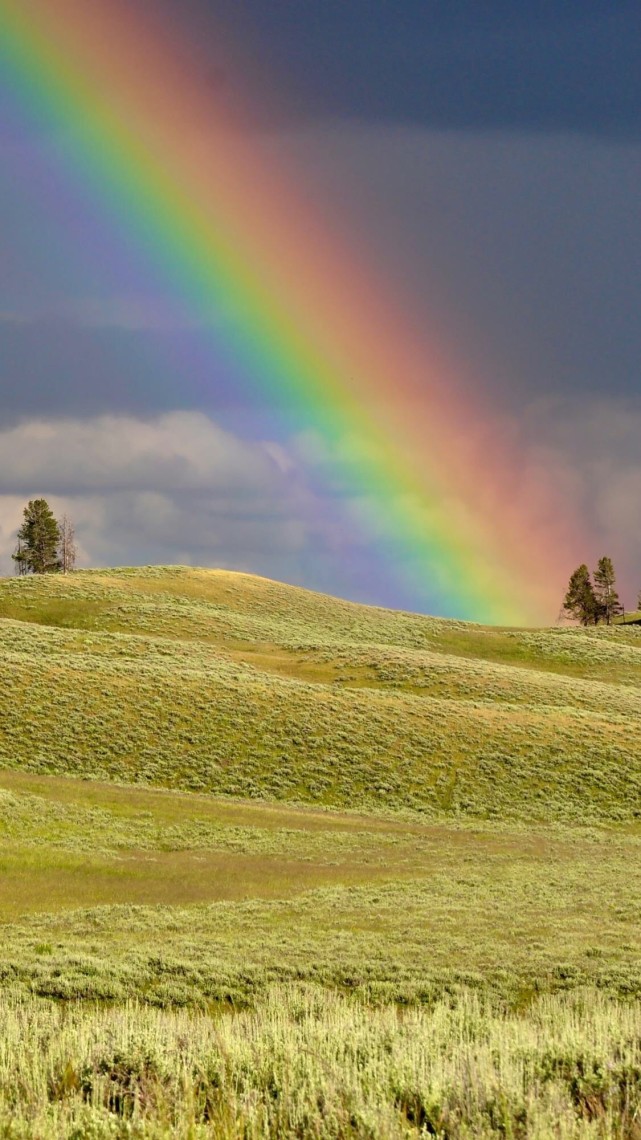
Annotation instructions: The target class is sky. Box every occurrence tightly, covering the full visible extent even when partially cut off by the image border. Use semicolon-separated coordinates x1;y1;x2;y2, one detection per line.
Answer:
1;1;641;617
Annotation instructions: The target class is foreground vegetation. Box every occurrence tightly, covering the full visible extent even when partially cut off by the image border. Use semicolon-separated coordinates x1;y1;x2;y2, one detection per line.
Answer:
2;986;641;1138
2;567;641;1134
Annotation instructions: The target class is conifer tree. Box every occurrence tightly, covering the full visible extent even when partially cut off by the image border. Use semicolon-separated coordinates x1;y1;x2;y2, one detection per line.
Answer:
593;556;622;625
563;564;598;626
12;499;61;575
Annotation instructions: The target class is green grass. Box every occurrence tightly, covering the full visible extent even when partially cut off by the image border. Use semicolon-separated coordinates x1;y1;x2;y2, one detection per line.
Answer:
0;566;641;823
0;768;640;1010
2;567;641;1134
616;609;641;626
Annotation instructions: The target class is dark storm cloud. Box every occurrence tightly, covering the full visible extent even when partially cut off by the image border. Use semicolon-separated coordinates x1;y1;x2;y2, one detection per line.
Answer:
0;318;250;424
182;1;641;136
270;126;641;407
3;126;639;424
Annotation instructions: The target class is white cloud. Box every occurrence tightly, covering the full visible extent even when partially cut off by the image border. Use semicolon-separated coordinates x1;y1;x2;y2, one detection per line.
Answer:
0;412;288;495
2;399;641;617
0;412;316;578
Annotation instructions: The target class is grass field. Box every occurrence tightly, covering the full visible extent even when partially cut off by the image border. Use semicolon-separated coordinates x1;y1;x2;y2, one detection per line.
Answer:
1;566;641;1135
1;566;641;822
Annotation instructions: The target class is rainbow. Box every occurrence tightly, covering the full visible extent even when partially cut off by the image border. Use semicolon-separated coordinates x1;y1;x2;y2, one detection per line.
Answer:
0;0;581;622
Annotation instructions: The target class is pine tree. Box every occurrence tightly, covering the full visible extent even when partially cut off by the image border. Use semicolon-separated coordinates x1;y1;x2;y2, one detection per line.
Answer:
593;556;622;625
12;499;61;575
563;564;598;626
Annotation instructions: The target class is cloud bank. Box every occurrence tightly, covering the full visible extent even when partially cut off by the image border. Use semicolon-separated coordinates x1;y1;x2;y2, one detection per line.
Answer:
0;413;310;579
0;398;640;615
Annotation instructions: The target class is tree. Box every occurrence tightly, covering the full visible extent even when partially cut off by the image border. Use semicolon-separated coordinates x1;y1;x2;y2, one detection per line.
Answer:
13;538;29;576
563;564;598;626
58;514;77;574
593;556;623;625
12;499;61;575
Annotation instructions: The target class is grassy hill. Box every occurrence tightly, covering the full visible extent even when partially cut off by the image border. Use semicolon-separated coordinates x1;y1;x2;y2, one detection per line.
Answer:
3;567;641;1135
0;565;640;822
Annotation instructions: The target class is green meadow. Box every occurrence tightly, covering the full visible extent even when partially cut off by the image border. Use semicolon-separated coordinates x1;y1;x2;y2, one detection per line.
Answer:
1;566;641;1136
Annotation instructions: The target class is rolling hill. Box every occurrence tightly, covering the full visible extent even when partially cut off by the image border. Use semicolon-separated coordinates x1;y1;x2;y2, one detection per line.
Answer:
0;565;640;823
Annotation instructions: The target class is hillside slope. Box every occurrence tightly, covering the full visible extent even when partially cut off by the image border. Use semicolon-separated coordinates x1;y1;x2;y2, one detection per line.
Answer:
1;565;640;823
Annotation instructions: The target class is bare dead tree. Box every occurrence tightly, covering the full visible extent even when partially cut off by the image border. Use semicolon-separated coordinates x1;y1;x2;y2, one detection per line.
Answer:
14;538;28;576
58;515;77;574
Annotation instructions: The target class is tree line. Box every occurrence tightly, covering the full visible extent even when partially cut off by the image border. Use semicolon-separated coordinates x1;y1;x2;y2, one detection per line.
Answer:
12;499;76;576
562;557;634;626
